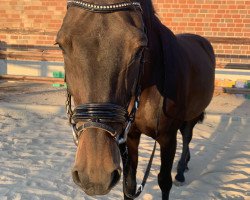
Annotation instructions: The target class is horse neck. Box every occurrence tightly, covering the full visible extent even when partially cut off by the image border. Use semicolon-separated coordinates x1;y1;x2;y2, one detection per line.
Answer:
141;19;164;92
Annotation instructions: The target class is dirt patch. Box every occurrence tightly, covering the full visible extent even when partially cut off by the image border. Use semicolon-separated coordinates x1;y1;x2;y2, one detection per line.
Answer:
0;80;65;105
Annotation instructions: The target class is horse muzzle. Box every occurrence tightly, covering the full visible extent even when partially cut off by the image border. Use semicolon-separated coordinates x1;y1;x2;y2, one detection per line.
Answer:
71;167;121;195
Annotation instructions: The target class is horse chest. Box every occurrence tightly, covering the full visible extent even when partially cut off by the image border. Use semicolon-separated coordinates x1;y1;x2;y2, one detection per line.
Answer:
134;86;162;137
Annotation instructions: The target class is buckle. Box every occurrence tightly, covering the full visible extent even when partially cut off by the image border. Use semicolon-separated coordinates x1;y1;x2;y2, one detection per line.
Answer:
71;124;79;146
118;121;131;144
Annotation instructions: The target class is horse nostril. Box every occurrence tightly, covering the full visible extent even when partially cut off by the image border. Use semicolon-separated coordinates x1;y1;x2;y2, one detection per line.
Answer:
109;169;121;189
72;170;81;186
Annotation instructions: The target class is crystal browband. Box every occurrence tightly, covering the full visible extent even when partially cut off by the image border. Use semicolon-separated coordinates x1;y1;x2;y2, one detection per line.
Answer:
67;0;142;12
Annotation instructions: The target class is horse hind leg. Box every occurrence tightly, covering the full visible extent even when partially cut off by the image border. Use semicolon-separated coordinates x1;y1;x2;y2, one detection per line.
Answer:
174;121;193;186
174;112;205;186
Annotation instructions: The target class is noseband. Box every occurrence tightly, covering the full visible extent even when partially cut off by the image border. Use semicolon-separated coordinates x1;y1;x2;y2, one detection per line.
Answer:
65;0;145;146
66;90;141;146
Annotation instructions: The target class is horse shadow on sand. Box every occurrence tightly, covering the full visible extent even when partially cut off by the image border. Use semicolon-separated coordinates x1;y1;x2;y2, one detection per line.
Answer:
135;97;250;200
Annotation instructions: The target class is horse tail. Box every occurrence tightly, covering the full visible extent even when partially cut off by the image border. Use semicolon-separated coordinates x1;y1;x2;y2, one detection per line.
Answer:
197;112;205;124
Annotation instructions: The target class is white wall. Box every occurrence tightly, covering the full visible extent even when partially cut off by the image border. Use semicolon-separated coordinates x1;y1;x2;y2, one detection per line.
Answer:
0;59;64;77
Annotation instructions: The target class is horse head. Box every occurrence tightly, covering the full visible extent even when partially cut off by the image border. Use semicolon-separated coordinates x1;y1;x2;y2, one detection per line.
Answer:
56;0;147;195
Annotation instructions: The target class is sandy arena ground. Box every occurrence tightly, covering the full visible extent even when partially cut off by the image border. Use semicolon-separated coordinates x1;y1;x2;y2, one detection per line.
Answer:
0;81;250;200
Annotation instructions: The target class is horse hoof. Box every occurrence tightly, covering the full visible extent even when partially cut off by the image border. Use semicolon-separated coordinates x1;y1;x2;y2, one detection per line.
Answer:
173;179;186;186
175;173;185;183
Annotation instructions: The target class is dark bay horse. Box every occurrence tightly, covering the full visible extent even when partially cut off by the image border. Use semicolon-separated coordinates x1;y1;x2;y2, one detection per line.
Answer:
56;0;215;199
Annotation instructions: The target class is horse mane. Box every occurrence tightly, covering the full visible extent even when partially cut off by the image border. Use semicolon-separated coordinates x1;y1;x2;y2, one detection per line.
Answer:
139;0;188;119
138;0;156;30
143;0;155;14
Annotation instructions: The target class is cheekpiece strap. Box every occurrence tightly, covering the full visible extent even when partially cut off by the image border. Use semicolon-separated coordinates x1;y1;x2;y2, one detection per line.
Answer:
67;0;142;12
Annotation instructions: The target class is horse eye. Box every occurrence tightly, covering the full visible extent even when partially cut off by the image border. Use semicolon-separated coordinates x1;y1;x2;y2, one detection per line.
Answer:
136;48;143;57
54;42;65;53
133;48;143;61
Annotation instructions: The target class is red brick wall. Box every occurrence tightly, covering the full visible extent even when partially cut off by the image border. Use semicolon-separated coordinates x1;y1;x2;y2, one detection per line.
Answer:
0;0;65;45
154;0;250;68
0;0;249;68
0;0;66;62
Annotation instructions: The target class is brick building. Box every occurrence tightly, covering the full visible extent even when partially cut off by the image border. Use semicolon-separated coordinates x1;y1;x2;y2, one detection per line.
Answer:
0;0;249;75
154;0;250;69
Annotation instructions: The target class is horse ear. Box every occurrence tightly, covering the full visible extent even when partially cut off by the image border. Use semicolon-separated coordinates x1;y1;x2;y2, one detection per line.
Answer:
158;25;188;120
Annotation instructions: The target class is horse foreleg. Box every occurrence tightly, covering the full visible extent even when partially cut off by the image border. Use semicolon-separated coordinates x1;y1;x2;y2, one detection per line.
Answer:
157;128;178;200
121;130;141;200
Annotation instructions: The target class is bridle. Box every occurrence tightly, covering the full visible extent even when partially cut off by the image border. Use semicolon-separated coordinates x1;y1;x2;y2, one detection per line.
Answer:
66;87;142;146
64;1;157;198
67;0;142;12
65;0;146;146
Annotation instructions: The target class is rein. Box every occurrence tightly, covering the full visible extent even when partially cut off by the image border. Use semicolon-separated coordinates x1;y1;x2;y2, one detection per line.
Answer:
65;0;156;198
